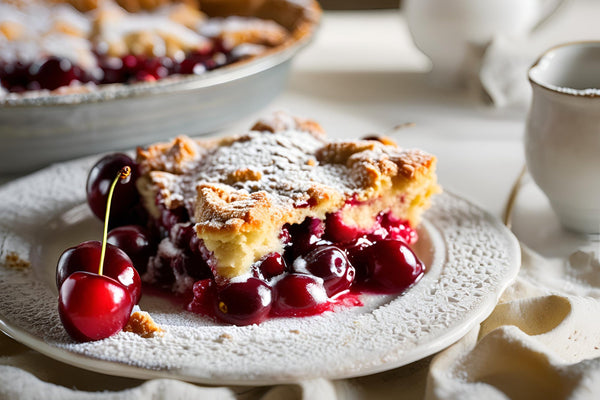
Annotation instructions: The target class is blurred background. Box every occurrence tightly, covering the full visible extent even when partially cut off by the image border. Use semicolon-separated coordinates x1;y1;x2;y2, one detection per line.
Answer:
320;0;399;9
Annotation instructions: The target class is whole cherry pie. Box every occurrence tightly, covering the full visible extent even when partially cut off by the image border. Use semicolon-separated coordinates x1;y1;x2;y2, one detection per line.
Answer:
0;0;317;96
87;112;440;325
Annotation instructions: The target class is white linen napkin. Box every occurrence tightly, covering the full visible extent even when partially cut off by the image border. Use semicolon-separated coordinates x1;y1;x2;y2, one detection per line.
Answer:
426;244;600;400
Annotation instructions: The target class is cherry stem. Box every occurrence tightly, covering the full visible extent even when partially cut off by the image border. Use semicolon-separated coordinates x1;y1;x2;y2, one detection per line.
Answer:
98;166;131;276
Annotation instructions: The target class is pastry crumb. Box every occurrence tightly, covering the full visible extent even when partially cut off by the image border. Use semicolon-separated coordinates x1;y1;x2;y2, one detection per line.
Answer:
4;252;30;270
289;329;300;334
124;311;164;338
215;333;233;343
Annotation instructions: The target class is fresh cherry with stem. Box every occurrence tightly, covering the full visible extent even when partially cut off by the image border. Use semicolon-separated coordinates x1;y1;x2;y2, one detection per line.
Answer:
86;153;140;226
58;166;139;342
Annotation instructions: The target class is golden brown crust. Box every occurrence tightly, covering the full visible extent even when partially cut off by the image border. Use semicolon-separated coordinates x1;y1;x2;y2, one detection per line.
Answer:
250;111;325;138
0;21;25;41
136;136;202;175
194;184;286;233
218;25;287;48
59;0;198;13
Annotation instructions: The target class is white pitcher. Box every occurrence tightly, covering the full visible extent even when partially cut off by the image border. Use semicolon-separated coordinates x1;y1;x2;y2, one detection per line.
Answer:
404;0;565;87
526;42;600;234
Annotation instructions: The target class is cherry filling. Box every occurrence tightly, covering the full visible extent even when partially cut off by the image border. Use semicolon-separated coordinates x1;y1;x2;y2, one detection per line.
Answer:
0;40;236;93
184;211;424;325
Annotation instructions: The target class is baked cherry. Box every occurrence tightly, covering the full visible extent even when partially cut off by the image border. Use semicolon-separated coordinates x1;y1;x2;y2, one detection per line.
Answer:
169;223;212;280
58;166;139;342
86;153;140;225
187;278;217;315
362;239;424;293
298;245;355;297
32;57;78;90
341;236;373;282
324;212;360;243
255;253;286;280
271;274;328;317
214;277;272;326
107;225;155;275
172;223;196;249
56;241;142;304
285;218;330;261
58;271;134;342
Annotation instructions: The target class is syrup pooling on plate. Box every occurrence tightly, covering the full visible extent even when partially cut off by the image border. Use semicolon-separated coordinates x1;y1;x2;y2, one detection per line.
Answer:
83;113;440;326
0;0;289;95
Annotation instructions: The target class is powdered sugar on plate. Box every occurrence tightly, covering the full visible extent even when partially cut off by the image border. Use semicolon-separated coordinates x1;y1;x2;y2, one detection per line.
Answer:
0;156;520;385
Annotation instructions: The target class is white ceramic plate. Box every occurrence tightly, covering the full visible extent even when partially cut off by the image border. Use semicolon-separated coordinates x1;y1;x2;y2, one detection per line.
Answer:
0;156;520;385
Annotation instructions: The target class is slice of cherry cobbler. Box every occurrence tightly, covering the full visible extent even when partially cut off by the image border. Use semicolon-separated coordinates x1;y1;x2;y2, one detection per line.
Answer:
87;112;440;325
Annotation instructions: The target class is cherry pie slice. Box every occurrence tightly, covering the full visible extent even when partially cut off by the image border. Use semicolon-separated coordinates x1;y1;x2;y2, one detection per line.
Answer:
131;112;440;325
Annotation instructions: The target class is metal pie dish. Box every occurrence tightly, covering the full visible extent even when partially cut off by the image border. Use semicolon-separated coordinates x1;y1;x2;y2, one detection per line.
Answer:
0;0;321;174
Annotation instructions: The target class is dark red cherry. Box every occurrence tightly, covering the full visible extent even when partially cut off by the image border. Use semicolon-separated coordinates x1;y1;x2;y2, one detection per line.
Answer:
56;240;142;304
271;274;328;317
286;218;328;261
58;271;134;342
158;206;189;234
107;225;155;275
187;278;217;315
255;253;286;280
98;57;126;84
32;57;78;90
122;55;143;73
214;278;272;326
86;154;140;225
177;58;206;75
169;251;212;281
172;223;196;249
141;58;169;80
324;212;360;243
341;236;373;282
362;240;424;294
300;245;355;297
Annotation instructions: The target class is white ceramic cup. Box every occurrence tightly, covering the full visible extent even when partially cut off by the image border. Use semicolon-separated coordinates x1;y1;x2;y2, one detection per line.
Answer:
526;42;600;234
404;0;565;87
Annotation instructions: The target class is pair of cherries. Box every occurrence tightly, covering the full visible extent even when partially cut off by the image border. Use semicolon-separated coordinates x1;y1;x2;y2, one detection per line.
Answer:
57;155;147;342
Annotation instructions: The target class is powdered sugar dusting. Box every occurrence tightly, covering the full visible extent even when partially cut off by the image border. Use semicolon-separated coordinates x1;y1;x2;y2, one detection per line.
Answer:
193;130;357;206
0;156;520;384
149;128;375;220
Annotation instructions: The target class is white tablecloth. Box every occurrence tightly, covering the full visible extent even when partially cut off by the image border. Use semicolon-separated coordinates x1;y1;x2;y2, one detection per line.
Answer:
2;1;600;398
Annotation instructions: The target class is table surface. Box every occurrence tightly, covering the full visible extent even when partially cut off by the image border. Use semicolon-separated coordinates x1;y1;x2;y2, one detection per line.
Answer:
1;0;599;396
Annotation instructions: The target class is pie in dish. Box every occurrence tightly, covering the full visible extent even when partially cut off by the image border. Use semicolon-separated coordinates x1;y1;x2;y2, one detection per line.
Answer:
122;112;440;325
0;0;320;97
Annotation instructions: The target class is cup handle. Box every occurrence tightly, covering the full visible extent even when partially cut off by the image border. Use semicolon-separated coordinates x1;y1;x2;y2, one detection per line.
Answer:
532;0;568;31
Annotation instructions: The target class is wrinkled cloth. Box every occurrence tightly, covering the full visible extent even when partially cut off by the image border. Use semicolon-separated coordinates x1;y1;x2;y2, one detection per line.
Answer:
1;244;600;400
426;244;600;400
